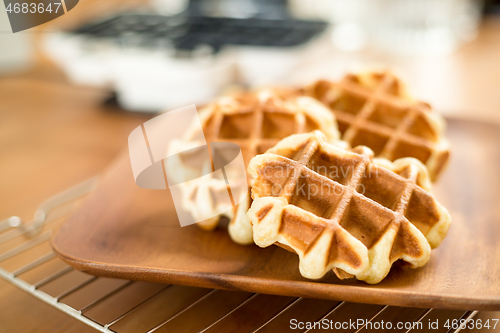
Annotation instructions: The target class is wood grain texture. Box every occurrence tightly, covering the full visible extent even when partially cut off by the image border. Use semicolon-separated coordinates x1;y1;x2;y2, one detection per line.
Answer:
52;118;500;311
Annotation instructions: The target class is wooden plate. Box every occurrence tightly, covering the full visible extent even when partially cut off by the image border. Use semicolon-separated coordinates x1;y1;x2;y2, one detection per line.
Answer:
52;118;500;311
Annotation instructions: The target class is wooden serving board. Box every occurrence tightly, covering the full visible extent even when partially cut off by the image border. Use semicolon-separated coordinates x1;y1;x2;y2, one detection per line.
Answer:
52;118;500;311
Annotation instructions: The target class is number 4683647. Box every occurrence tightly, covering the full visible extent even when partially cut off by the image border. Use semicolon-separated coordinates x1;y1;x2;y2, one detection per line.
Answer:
6;2;61;14
444;318;499;330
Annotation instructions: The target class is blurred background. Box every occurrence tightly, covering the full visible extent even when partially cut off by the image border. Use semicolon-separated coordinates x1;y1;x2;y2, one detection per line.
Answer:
0;0;499;119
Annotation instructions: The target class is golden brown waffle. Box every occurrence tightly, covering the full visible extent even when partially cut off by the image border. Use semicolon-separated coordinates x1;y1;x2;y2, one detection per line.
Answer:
247;131;451;284
304;72;450;181
177;89;342;244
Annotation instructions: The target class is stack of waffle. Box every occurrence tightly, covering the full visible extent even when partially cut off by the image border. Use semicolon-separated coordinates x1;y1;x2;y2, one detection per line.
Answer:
173;72;452;284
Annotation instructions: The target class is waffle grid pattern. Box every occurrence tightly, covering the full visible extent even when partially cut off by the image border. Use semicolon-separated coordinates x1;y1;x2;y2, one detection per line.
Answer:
307;73;450;181
201;91;339;168
248;131;450;284
182;90;340;244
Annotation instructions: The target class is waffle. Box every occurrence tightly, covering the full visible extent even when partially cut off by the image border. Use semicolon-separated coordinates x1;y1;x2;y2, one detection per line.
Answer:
176;88;342;244
304;72;450;181
247;131;451;284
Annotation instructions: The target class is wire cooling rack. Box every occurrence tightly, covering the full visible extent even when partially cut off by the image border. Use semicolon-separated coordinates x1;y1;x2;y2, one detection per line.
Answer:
0;179;479;333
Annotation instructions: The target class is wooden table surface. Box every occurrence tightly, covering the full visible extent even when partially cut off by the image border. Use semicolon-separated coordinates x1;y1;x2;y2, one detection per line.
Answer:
0;71;150;332
1;16;500;333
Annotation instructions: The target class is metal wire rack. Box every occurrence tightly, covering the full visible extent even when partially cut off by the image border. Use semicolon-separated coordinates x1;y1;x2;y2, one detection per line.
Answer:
0;179;479;333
